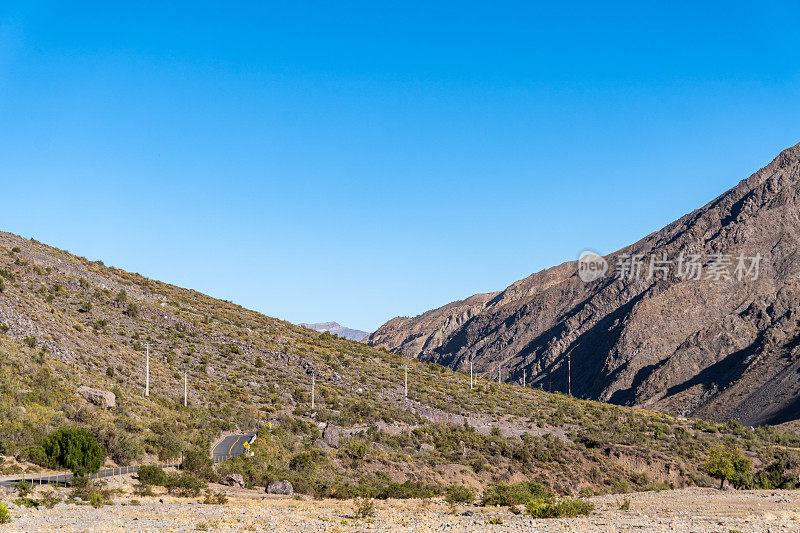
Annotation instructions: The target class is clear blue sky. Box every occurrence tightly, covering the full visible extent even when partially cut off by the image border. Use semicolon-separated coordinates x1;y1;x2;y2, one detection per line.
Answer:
1;2;799;332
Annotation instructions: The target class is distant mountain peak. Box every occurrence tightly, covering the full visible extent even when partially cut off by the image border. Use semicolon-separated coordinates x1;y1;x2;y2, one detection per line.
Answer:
367;141;800;425
299;321;369;342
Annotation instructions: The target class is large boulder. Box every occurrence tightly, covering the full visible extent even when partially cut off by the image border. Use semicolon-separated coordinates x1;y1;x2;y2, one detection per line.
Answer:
225;473;244;488
323;423;340;449
77;386;116;409
266;480;293;495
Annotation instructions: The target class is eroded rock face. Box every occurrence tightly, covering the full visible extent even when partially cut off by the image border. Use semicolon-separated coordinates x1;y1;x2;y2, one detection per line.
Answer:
367;142;800;426
77;386;116;409
266;480;293;495
323;423;340;449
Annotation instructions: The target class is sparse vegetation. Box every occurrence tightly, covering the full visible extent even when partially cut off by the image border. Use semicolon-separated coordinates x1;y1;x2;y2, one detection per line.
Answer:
0;233;799;504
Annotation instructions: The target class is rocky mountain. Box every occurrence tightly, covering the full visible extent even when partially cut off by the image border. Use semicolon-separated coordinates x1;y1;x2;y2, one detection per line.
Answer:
1;221;798;497
299;321;369;341
367;141;800;426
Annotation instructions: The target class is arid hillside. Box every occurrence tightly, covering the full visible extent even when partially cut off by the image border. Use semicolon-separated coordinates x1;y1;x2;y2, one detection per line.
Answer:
367;142;800;426
2;228;800;498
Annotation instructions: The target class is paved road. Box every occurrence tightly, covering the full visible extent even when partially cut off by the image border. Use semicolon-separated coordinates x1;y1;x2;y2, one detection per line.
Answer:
211;432;257;462
0;460;180;488
0;432;256;488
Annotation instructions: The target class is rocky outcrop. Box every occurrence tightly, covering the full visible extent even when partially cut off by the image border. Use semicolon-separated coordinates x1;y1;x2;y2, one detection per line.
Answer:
77;386;116;409
266;480;293;495
365;292;499;358
367;141;800;426
225;473;244;488
323;423;340;449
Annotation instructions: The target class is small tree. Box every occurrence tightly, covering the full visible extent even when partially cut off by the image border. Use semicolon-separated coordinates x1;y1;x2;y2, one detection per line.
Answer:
705;445;751;490
42;427;106;476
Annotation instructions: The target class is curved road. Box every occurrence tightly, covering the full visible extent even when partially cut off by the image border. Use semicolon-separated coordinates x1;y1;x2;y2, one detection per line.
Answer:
1;432;257;488
211;431;257;462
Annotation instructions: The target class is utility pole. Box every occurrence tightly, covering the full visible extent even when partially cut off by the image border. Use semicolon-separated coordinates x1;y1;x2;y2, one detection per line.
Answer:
145;343;150;397
183;364;188;407
404;365;408;398
497;362;501;384
567;353;571;396
523;369;526;388
470;359;473;390
311;373;315;410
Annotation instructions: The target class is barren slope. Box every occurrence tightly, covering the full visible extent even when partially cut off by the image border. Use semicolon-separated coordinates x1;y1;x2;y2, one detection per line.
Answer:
367;142;800;425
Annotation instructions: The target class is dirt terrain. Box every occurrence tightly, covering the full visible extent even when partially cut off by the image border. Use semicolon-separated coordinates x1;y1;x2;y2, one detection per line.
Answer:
5;485;800;532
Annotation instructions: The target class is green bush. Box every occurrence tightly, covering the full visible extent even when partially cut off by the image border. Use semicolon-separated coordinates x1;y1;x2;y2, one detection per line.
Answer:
705;445;752;490
375;480;438;500
90;492;108;508
181;449;215;481
126;303;139;318
0;502;11;523
481;481;552;507
164;473;207;497
22;445;50;467
445;484;475;504
353;496;375;518
42;427;106;476
137;465;167;486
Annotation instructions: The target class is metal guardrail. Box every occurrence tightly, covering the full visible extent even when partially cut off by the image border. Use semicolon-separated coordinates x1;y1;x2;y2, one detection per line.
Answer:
13;458;181;488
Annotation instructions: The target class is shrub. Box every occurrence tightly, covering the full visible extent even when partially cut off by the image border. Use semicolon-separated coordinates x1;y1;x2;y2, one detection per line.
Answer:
22;445;49;467
14;481;32;497
78;301;92;313
164;473;206;497
372;480;438;500
137;465;167;486
23;337;37;348
202;490;228;505
126;303;139;318
90;492;108;508
705;445;751;490
181;449;215;481
289;450;324;473
70;478;112;505
481;481;552;507
445;484;475;505
353;496;375;519
42;427;106;476
115;289;127;303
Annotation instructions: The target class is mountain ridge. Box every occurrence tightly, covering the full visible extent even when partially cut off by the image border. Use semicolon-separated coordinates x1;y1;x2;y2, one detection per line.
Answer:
299;321;369;341
366;141;800;426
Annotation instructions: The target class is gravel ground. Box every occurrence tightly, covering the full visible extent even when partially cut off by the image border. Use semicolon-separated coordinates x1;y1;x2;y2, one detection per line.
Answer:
4;486;800;532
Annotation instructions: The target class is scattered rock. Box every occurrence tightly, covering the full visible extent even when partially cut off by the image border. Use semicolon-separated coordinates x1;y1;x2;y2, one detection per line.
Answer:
418;443;435;453
266;480;293;495
313;439;332;452
77;386;116;409
225;473;245;488
323;423;340;449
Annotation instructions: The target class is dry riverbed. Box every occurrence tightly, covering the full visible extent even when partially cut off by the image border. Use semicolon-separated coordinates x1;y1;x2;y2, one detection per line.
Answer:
4;485;800;532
